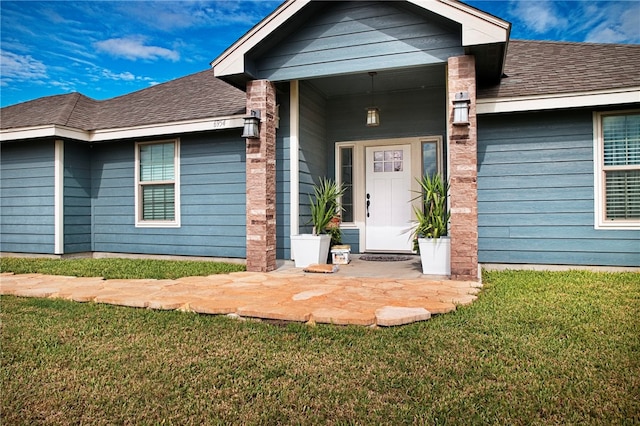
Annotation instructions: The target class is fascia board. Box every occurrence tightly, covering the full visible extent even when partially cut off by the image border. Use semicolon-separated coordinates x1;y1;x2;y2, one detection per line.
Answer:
211;0;310;78
0;125;88;142
477;87;640;114
0;115;245;143
90;115;245;142
409;0;510;45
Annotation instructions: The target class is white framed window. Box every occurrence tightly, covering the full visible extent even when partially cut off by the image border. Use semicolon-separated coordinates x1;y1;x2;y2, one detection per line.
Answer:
135;139;181;228
594;110;640;229
337;145;355;223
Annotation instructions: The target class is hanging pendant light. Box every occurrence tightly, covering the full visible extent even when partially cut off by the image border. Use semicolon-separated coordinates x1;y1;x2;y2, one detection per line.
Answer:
366;72;380;127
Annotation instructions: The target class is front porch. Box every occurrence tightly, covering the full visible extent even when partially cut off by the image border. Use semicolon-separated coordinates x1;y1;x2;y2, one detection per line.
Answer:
245;55;479;280
214;1;510;281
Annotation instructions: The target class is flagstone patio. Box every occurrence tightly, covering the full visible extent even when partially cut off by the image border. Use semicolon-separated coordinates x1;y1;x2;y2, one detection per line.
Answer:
0;257;482;326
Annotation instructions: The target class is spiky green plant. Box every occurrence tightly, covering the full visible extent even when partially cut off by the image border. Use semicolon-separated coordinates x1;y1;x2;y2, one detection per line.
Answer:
411;173;450;243
308;178;344;235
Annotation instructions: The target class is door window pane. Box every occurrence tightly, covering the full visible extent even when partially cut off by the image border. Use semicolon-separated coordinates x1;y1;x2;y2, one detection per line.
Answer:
374;150;403;173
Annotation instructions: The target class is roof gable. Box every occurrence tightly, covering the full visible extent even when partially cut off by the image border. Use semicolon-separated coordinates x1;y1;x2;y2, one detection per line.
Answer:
212;0;510;86
249;1;464;83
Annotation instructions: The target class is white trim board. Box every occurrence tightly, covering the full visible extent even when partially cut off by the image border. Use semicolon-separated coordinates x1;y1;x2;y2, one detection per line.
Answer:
0;115;245;143
54;140;64;254
477;87;640;114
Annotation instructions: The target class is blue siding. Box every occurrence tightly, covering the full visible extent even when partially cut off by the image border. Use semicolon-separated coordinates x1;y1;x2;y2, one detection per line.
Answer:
341;228;360;253
253;1;462;81
64;141;92;253
299;81;329;234
91;132;247;258
0;140;55;253
276;84;291;259
477;110;640;267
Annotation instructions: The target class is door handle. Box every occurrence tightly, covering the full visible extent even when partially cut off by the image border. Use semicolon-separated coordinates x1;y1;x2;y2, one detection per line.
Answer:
366;193;370;217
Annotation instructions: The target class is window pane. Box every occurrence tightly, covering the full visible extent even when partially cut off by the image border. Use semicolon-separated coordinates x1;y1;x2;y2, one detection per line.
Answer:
142;184;175;220
606;170;640;220
603;114;640;166
422;142;437;177
140;142;175;181
340;147;354;222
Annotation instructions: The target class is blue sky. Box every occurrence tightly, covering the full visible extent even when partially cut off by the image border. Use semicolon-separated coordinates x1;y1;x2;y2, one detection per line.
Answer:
1;0;639;107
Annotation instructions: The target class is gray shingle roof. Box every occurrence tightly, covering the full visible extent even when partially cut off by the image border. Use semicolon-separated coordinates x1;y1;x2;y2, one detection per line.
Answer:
478;40;640;99
2;41;638;133
1;68;246;131
0;92;97;130
95;68;246;129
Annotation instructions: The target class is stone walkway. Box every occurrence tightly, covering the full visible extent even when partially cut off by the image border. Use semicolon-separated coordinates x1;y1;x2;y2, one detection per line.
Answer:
0;268;482;327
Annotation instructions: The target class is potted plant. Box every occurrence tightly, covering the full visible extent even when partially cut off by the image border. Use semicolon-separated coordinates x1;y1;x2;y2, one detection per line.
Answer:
411;173;451;275
291;178;344;268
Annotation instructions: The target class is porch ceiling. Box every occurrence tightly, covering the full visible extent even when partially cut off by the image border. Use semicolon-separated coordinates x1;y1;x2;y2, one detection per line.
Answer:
303;65;445;99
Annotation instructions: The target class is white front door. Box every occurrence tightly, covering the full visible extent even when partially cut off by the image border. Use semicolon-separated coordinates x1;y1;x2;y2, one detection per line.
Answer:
365;144;413;252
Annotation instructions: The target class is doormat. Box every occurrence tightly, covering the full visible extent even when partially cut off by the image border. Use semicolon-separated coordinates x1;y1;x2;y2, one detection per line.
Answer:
359;255;415;262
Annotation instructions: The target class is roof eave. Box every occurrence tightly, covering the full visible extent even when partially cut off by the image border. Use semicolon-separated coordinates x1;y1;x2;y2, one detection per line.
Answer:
477;87;640;114
1;115;246;143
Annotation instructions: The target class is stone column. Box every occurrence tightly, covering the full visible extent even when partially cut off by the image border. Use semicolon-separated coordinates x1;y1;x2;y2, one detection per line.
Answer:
447;55;479;281
245;80;277;272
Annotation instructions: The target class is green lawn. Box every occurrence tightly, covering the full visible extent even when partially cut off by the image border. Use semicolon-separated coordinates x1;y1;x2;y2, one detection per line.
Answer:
0;257;245;279
1;269;639;424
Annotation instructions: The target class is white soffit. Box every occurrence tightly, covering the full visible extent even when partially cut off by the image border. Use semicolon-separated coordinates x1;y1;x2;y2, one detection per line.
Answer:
211;0;510;78
477;87;640;114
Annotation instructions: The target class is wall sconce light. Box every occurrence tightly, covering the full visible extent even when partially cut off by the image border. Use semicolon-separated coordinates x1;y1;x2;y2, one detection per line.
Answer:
452;92;470;126
366;72;380;127
241;110;261;138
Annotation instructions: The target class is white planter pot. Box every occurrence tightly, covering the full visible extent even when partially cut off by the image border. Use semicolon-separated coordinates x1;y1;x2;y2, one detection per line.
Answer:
418;237;451;276
290;234;332;268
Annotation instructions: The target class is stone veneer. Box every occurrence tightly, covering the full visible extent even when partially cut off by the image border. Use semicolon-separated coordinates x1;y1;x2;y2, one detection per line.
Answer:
447;55;479;281
245;80;277;272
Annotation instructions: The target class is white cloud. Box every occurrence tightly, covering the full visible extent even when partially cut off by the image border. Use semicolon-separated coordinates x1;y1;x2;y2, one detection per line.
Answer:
94;37;180;61
102;69;136;81
585;3;640;43
0;50;47;83
510;0;568;34
114;1;281;31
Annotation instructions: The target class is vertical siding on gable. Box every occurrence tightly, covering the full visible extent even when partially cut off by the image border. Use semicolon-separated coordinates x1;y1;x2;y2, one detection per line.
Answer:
91;132;246;258
253;1;462;81
298;81;328;234
64;141;92;253
477;110;640;267
0;140;55;253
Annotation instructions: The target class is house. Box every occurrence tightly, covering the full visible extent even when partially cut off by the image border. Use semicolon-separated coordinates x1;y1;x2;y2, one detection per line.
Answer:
1;0;638;280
